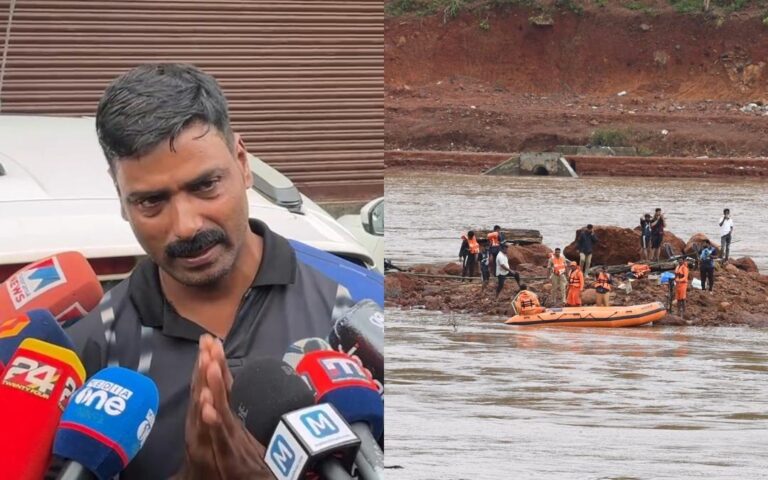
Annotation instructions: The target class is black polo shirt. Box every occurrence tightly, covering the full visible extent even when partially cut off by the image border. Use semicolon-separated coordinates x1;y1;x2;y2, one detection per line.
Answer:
64;219;355;478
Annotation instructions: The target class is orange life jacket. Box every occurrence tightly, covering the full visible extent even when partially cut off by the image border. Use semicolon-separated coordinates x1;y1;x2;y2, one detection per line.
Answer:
467;237;480;254
550;254;566;275
517;290;540;310
675;262;689;284
568;268;584;288
595;271;611;291
630;263;651;278
487;231;500;247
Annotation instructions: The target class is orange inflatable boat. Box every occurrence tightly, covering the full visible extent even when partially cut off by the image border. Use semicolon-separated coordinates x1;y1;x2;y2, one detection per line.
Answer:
504;302;667;327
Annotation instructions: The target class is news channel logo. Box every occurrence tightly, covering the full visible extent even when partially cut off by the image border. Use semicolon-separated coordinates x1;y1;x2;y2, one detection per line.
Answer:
300;409;340;439
270;434;297;477
320;356;367;383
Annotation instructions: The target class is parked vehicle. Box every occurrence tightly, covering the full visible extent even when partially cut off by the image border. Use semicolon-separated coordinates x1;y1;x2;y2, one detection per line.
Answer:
337;197;384;273
0;115;378;288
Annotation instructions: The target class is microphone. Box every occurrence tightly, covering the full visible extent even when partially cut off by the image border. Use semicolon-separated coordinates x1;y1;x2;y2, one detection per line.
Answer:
53;366;160;480
0;309;75;366
283;337;332;372
0;338;86;480
294;350;384;479
229;357;360;480
1;252;103;324
328;300;384;384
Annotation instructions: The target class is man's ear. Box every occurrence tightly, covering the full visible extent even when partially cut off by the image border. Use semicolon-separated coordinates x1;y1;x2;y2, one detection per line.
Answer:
233;133;253;187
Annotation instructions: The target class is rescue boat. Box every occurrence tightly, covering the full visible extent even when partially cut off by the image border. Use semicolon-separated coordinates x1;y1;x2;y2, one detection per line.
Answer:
504;301;667;327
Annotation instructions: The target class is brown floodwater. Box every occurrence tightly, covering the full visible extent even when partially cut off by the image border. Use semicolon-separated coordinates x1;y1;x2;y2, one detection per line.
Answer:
385;172;768;479
385;172;768;271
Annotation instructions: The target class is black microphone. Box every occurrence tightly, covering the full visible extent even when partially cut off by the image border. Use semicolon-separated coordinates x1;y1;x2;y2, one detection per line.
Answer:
229;358;361;480
328;299;384;384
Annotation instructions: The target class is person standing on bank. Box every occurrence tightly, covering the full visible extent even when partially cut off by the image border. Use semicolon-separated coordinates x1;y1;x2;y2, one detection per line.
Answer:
478;243;491;289
487;225;503;277
699;239;718;292
462;231;480;281
63;64;381;479
495;243;521;297
459;234;469;278
547;248;568;306
719;208;734;262
650;208;666;261
566;262;584;307
675;257;689;319
577;224;598;275
639;213;652;260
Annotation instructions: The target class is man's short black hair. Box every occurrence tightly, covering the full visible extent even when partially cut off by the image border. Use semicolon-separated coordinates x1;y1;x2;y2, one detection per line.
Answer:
655;208;662;213
519;284;528;290
96;63;235;173
554;247;561;252
467;230;475;238
724;208;730;214
587;224;593;229
493;225;501;231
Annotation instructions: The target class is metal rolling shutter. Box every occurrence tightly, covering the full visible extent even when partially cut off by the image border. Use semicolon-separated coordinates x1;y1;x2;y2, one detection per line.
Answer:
0;0;383;203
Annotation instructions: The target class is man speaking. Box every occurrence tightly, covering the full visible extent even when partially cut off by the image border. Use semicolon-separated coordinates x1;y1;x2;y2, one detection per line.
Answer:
64;64;382;478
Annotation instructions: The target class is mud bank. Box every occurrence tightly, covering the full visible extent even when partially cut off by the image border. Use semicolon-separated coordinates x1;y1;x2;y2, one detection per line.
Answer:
385;232;768;327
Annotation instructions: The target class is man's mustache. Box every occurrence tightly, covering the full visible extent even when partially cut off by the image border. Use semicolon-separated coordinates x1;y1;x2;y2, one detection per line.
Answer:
166;229;229;258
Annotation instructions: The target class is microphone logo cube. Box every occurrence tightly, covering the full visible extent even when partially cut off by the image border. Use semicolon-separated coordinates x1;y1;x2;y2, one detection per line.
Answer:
299;409;339;439
6;257;67;309
0;315;30;339
266;421;308;480
271;434;296;476
320;357;367;383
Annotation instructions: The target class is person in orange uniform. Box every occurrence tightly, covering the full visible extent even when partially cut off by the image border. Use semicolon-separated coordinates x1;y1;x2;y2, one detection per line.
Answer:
487;225;502;277
462;231;480;281
547;248;568;306
674;257;689;319
512;285;545;316
566;262;584;307
593;265;613;307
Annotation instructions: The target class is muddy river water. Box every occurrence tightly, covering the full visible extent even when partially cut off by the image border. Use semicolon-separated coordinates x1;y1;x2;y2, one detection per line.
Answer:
385;173;768;479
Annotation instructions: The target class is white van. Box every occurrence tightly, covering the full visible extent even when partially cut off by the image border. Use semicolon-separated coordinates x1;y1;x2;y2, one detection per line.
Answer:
0;115;377;285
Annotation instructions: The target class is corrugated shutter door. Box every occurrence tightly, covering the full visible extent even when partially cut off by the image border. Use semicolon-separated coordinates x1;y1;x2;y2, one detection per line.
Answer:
0;0;383;202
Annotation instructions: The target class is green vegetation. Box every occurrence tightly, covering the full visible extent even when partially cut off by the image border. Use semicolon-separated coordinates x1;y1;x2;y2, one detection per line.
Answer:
556;0;585;13
623;0;655;13
590;129;630;147
593;0;608;7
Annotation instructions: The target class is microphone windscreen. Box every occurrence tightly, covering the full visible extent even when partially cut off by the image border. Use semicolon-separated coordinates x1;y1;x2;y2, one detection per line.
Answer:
229;357;315;445
0;338;85;480
0;309;74;365
0;251;103;323
328;299;384;382
53;367;159;480
282;337;331;371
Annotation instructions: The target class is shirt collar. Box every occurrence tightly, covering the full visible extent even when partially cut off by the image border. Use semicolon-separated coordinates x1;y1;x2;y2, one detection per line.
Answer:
128;219;297;339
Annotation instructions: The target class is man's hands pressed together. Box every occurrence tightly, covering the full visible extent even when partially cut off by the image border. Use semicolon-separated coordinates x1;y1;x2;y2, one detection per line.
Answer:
175;334;273;480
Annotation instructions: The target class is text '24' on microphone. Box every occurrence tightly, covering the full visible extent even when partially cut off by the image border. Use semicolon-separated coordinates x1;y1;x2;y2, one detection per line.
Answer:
0;338;85;480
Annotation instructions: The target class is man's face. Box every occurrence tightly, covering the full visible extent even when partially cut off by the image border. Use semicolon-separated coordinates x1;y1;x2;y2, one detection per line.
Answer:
554;250;561;257
112;123;252;287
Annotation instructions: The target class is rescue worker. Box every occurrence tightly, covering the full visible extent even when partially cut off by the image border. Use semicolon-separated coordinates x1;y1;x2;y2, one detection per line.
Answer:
699;239;717;292
566;262;584;307
576;224;598;275
547;247;568;306
594;265;613;307
459;234;469;279
462;231;480;281
495;242;521;297
512;284;545;316
675;257;689;319
487;225;502;276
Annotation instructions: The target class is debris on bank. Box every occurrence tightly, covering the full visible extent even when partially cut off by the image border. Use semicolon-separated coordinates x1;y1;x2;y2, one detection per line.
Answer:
385;228;768;327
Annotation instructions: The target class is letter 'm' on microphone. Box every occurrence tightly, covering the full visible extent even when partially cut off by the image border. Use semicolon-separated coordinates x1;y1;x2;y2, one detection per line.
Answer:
266;403;361;480
53;366;159;480
0;338;86;480
0;309;75;365
295;350;383;440
0;251;103;324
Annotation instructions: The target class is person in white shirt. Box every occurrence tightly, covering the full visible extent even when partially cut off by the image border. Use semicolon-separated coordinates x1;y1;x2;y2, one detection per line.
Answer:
719;208;734;261
495;243;520;297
